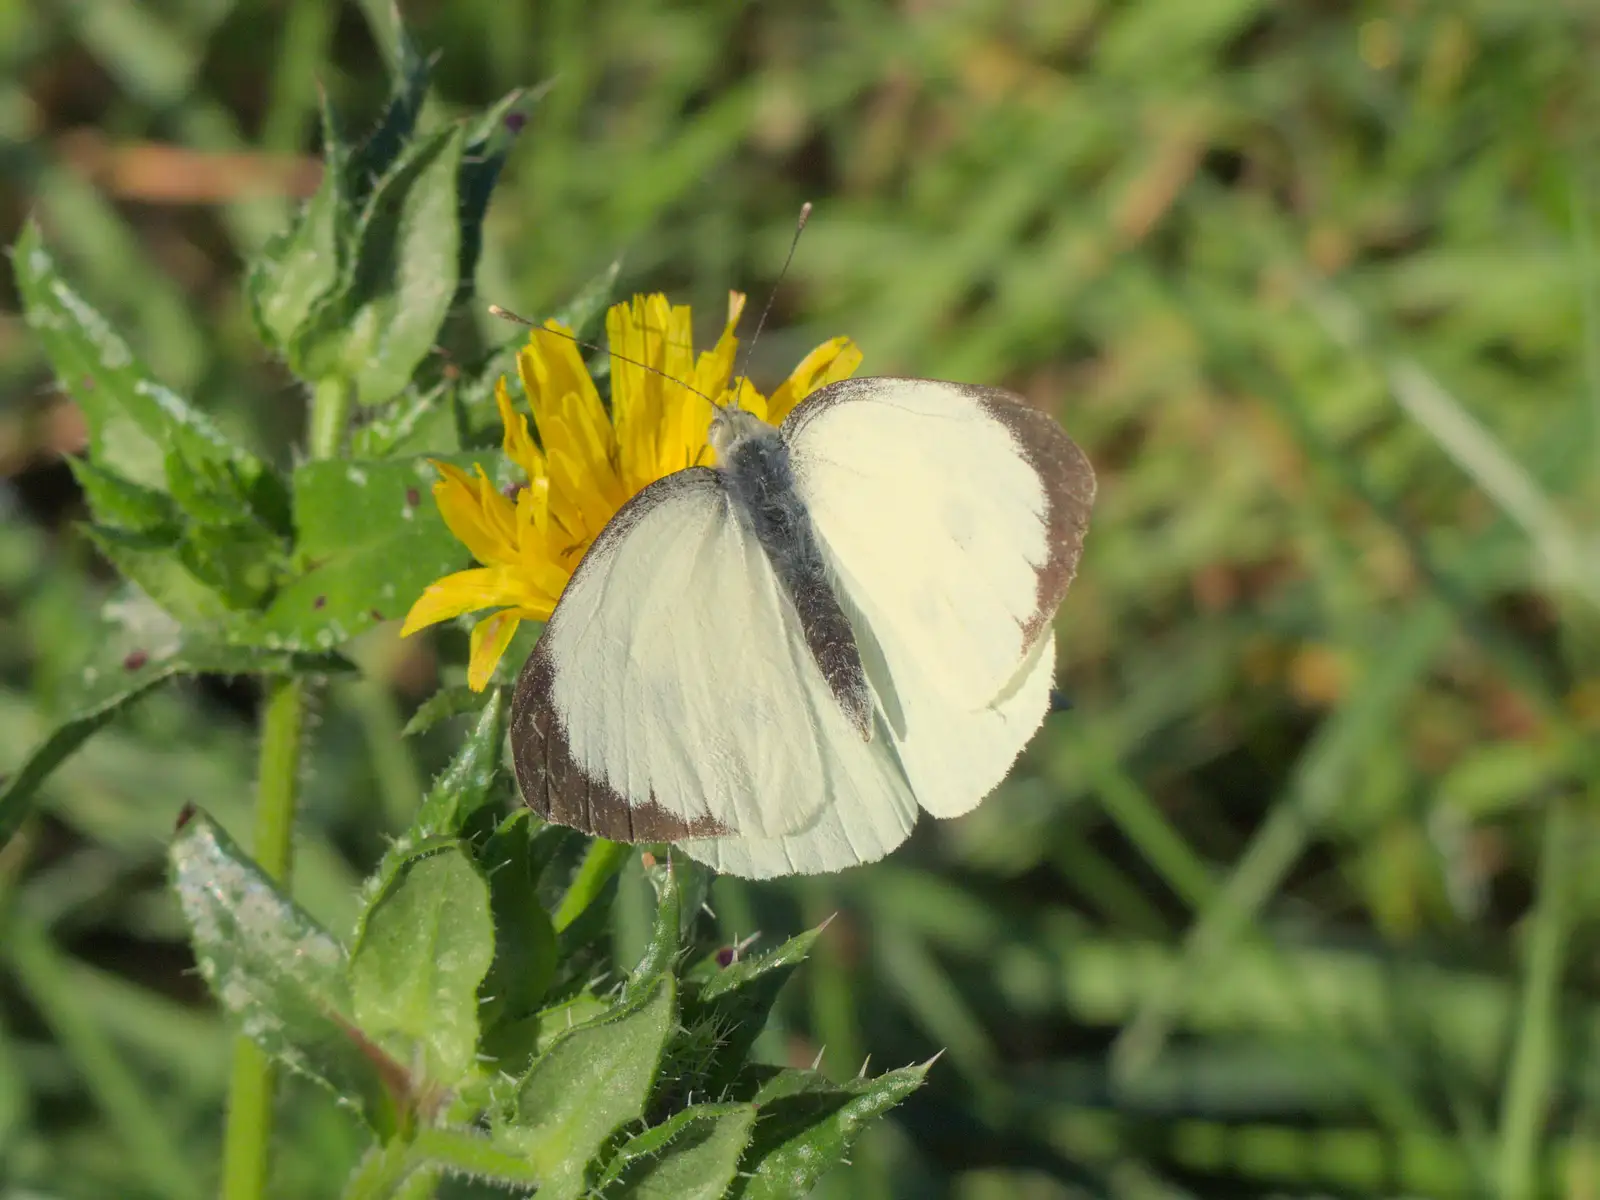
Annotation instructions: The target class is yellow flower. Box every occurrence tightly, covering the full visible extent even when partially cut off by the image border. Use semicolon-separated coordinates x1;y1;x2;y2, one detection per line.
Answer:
400;291;862;690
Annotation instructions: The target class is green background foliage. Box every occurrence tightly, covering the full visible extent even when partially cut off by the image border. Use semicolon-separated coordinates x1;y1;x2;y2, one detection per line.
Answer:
2;1;1598;1196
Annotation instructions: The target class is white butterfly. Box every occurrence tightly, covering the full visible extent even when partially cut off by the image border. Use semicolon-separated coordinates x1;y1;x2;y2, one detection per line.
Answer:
510;377;1095;877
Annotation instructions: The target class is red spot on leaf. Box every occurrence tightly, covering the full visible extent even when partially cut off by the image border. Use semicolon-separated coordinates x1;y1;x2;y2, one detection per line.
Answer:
175;802;196;831
122;649;149;671
405;487;421;507
314;595;327;609
370;609;384;621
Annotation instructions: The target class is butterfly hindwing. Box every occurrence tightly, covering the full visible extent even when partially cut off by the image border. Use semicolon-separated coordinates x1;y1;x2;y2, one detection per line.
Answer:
782;377;1096;817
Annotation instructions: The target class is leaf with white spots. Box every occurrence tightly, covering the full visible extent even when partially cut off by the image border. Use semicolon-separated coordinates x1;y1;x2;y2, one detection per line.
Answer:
347;844;496;1089
235;455;470;651
169;808;404;1123
2;619;352;845
14;221;284;516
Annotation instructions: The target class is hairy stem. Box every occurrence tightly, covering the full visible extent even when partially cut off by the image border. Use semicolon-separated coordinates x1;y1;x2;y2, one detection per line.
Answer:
221;677;308;1200
221;375;350;1200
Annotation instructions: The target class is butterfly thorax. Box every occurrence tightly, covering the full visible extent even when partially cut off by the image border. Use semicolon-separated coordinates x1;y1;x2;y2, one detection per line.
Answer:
711;405;874;739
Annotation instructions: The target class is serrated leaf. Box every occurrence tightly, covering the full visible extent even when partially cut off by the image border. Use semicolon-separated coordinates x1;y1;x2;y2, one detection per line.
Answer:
177;520;287;611
345;23;432;204
348;844;495;1088
732;1063;930;1199
238;456;468;651
1;628;352;844
455;89;530;304
396;685;509;850
684;926;821;1096
478;811;558;1050
67;457;179;535
500;975;676;1200
246;148;349;354
596;1103;758;1199
351;382;460;460
169;809;402;1121
14;222;276;496
293;126;465;407
401;682;490;737
82;525;235;625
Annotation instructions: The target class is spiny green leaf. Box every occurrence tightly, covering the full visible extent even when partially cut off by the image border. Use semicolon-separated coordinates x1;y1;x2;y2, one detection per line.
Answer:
293;125;465;407
351;382;460;460
401;682;491;737
67;457;179;535
345;21;432;205
403;685;510;840
82;525;232;626
595;1103;758;1199
478;811;559;1061
14;221;276;496
455;88;532;303
499;975;676;1200
168;809;402;1123
1;626;352;845
176;520;287;611
348;844;495;1089
732;1062;931;1199
236;455;468;651
246;150;349;354
683;926;822;1097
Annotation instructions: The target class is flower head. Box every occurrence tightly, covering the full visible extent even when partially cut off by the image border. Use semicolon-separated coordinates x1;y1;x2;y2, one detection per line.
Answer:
401;292;862;689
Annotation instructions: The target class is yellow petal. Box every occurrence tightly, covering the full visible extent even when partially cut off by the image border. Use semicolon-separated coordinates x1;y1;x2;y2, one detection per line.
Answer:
401;568;509;636
519;325;612;473
468;611;521;691
431;462;520;567
496;377;545;480
766;337;863;426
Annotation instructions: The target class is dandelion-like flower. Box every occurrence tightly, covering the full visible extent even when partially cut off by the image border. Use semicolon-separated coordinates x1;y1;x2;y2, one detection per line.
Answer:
400;292;862;689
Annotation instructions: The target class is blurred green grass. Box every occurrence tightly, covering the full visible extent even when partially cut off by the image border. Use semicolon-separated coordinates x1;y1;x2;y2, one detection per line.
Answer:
3;1;1599;1196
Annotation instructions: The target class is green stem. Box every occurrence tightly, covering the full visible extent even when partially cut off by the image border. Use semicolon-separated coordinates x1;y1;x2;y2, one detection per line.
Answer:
309;374;356;460
221;677;308;1200
1498;798;1579;1200
222;375;348;1200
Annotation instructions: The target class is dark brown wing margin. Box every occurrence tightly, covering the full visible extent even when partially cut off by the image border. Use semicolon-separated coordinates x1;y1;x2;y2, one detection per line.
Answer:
782;376;1097;653
967;386;1096;647
508;469;732;843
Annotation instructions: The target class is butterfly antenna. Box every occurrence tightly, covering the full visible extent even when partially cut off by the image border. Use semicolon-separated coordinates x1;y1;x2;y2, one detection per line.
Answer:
726;201;812;412
487;304;720;410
